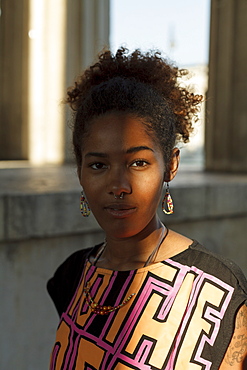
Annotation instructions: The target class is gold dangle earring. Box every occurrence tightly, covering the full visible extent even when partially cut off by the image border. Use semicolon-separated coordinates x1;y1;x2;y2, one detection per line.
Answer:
162;183;174;215
80;191;91;217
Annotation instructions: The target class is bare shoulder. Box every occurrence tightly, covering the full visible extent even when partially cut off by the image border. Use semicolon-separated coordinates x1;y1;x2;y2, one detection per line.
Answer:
167;229;193;249
220;304;247;369
159;229;193;260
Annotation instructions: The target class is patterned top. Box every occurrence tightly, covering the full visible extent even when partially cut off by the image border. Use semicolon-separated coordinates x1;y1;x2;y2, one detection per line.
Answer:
48;241;247;370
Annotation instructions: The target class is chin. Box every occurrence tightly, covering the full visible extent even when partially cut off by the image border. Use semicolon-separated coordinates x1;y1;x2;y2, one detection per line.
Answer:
106;223;151;240
95;212;157;239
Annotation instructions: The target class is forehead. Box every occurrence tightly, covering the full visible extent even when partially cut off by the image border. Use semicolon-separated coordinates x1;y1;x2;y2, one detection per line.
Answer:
83;113;158;151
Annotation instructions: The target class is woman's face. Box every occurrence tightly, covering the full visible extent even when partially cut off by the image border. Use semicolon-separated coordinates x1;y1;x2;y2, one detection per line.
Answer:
79;112;175;240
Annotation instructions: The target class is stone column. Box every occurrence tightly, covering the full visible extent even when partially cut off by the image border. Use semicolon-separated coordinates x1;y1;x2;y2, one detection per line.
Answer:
0;0;29;160
206;0;247;172
0;0;110;163
64;0;110;162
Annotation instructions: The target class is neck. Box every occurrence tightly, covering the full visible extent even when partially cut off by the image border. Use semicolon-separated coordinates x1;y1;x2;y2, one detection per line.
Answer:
97;218;166;270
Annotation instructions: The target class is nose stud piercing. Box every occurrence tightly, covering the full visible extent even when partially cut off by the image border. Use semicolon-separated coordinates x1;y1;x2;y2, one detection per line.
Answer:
114;193;124;199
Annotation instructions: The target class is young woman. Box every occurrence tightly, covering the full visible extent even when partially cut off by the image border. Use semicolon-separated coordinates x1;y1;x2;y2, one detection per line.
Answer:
48;48;247;369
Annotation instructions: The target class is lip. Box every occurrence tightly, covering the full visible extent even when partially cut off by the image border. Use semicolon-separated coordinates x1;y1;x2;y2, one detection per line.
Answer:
104;203;137;218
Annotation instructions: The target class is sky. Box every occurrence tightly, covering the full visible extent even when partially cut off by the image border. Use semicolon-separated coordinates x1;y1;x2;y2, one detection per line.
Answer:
110;0;211;67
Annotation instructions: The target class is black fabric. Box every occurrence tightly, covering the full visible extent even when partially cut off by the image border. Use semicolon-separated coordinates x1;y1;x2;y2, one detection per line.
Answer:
47;247;93;316
47;241;247;369
47;241;247;318
175;242;247;297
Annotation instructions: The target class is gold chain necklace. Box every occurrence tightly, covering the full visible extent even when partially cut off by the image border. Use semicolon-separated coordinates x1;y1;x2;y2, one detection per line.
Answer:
83;224;168;315
84;282;135;315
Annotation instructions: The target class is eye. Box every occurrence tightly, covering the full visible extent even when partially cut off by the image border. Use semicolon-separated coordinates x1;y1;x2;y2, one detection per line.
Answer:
89;162;108;170
131;160;149;168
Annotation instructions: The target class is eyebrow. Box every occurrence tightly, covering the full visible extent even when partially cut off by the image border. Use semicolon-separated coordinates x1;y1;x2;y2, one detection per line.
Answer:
126;146;154;154
85;152;108;158
85;146;154;158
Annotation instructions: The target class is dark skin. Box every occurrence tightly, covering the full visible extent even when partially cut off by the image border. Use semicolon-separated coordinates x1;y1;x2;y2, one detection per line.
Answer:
78;112;247;368
221;304;247;369
79;112;190;271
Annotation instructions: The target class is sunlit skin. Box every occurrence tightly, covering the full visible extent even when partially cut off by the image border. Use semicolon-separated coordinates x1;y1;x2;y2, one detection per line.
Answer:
79;112;187;271
220;304;247;370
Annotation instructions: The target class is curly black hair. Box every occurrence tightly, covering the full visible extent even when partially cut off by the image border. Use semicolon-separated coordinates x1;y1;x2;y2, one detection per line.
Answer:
66;47;203;171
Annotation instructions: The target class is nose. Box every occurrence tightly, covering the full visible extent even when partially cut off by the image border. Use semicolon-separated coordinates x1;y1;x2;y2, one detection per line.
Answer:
107;167;131;198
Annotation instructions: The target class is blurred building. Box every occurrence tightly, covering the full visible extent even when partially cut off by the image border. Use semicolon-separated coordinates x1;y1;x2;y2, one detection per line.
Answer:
178;64;208;170
0;0;110;164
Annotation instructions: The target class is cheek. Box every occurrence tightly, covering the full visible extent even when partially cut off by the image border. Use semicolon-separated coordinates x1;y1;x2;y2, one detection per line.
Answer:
139;174;164;201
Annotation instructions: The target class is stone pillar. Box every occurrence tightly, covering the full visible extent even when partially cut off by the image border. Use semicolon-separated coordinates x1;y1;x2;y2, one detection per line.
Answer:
81;0;110;68
0;0;29;160
28;0;67;164
206;0;247;172
64;0;110;162
0;0;110;163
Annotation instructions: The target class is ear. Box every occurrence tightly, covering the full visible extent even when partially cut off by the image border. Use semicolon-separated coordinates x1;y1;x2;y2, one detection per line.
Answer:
164;148;180;182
